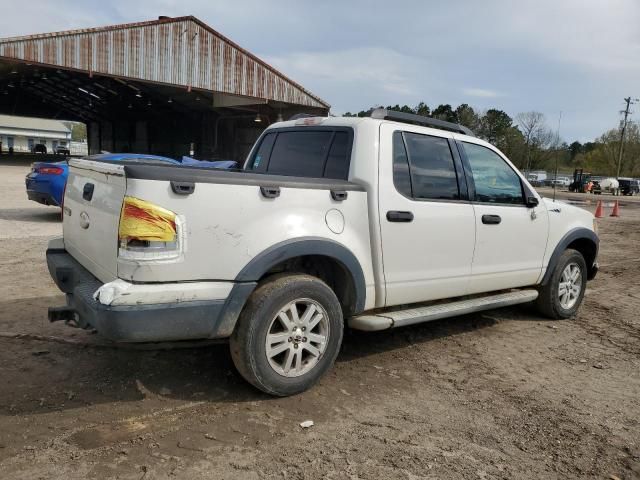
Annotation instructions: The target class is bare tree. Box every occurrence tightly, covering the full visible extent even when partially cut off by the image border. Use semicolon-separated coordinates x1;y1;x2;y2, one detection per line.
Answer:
516;111;548;173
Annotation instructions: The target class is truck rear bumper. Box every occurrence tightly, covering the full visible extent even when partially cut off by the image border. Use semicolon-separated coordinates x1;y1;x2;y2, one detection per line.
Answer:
46;242;255;343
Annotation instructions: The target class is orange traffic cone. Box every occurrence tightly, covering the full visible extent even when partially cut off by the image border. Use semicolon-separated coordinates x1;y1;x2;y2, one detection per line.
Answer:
610;200;620;217
594;200;604;218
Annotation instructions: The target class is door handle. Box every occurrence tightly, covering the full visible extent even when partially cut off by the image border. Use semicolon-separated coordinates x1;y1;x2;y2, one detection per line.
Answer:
170;181;195;195
387;210;414;222
482;214;501;225
82;183;94;201
260;186;280;199
330;190;348;201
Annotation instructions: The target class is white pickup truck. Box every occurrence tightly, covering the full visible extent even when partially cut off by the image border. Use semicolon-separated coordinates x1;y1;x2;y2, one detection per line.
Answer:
46;109;599;396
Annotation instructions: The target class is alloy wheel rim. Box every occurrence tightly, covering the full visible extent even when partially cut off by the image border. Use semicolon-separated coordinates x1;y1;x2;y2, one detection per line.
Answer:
558;262;582;310
265;298;329;378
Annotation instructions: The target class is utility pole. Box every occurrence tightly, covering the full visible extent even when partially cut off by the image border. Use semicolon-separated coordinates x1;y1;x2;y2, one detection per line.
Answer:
616;97;638;179
553;111;562;202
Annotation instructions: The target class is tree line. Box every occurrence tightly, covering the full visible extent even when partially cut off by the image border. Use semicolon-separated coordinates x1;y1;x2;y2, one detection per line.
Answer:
63;121;87;142
343;103;639;178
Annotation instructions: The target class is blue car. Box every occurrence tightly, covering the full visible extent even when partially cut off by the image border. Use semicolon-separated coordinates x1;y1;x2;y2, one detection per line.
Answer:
25;161;68;206
25;153;238;207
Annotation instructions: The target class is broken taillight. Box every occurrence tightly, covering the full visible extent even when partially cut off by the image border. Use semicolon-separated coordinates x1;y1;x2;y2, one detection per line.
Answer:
118;197;183;260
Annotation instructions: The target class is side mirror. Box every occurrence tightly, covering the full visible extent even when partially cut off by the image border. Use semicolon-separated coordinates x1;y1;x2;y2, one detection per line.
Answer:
526;196;539;208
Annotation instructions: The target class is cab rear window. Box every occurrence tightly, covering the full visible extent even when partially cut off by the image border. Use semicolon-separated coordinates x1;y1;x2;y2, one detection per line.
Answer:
248;128;353;180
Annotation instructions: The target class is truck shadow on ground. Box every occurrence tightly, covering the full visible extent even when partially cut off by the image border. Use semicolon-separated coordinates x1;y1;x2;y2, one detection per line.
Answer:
339;311;501;363
0;207;60;223
340;304;551;363
0;296;537;417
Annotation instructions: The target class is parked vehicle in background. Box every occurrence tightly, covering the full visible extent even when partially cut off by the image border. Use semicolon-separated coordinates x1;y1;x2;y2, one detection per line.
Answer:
527;171;547;187
46;109;599;396
32;143;47;154
591;180;602;195
599;178;619;194
26;153;237;207
25;161;67;206
54;145;71;157
569;169;592;193
618;178;640;196
548;176;570;188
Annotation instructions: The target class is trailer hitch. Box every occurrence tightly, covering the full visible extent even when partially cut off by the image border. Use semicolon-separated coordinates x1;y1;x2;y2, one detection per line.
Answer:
48;306;77;326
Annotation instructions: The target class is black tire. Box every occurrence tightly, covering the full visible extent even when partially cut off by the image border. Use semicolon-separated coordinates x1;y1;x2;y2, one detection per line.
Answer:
536;249;587;319
230;274;344;396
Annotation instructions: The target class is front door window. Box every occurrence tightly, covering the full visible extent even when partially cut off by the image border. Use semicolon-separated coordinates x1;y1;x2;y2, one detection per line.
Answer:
462;142;524;205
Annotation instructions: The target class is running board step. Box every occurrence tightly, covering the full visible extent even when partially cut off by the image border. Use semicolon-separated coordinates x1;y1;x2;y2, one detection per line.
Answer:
348;289;539;332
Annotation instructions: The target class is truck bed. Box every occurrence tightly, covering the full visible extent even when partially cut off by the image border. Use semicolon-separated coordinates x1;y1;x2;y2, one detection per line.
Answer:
63;159;375;295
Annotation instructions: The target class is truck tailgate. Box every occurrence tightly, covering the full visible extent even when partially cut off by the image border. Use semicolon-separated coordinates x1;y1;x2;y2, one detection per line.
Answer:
63;160;126;282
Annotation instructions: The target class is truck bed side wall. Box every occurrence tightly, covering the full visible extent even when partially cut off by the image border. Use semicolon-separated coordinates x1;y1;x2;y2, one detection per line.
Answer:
119;177;377;310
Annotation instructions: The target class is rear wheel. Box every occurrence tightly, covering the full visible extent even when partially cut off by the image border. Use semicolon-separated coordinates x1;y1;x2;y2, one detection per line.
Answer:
536;249;587;319
230;274;344;396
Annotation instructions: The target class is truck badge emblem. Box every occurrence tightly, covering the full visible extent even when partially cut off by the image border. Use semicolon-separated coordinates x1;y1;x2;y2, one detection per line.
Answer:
79;211;90;229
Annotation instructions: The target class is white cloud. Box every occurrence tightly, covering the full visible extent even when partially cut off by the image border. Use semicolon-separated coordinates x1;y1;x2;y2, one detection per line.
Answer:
495;0;640;73
265;47;430;97
0;2;114;37
462;88;503;98
263;47;445;113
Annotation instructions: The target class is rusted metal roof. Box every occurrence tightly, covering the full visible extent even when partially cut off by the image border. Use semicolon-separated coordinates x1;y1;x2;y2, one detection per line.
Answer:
0;16;329;110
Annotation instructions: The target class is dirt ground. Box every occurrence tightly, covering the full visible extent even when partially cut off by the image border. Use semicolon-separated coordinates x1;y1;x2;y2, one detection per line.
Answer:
0;161;638;479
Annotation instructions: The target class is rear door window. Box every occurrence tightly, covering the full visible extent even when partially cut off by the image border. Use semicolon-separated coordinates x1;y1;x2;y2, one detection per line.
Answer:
398;131;460;200
248;129;353;179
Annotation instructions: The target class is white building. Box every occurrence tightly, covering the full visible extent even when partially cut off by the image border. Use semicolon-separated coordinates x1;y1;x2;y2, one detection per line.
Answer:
0;114;71;154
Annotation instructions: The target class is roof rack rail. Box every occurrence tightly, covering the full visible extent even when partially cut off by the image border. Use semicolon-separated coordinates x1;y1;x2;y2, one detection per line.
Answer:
289;113;315;120
367;108;474;136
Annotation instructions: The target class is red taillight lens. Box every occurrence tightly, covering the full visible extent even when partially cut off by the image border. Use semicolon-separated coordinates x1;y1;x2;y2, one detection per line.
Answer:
37;166;64;175
119;197;177;243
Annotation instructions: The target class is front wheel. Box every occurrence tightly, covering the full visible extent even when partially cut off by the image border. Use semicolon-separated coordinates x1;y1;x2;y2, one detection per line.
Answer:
230;274;344;396
536;249;587;319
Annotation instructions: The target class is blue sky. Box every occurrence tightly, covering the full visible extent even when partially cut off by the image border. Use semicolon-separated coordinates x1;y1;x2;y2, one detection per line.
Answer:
1;0;638;142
